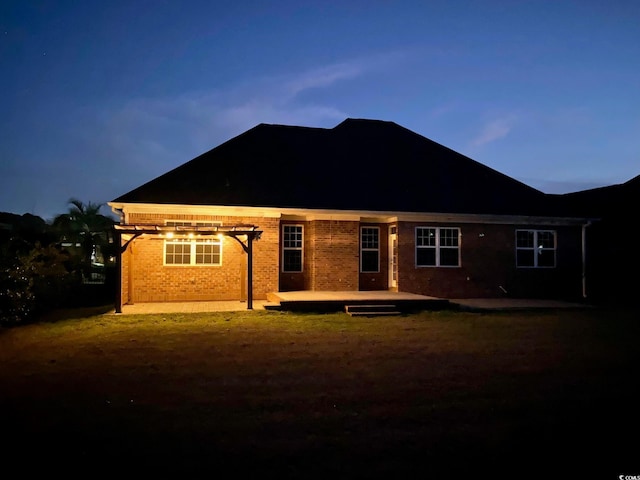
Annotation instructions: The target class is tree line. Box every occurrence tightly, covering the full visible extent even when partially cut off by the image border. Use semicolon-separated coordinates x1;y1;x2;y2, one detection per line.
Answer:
0;199;116;326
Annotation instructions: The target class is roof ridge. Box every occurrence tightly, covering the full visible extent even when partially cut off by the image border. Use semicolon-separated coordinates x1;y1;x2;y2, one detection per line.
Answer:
333;118;396;128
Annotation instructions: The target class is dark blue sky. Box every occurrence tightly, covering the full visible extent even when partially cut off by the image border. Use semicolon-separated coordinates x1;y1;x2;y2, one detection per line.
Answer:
2;0;639;220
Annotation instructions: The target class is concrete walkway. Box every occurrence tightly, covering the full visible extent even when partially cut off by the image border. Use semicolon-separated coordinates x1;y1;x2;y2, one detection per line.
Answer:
112;300;270;315
449;298;591;311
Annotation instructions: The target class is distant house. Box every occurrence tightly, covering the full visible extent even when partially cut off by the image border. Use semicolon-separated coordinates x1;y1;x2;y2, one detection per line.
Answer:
108;119;594;311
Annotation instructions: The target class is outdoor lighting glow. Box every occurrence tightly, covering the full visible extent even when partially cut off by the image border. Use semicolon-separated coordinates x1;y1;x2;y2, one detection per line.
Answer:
166;232;174;239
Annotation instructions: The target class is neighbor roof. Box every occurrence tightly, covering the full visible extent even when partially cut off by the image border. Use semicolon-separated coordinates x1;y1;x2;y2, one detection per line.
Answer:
112;118;555;216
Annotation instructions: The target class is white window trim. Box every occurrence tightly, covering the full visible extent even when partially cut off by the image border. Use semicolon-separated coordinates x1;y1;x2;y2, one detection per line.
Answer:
163;220;223;266
515;229;556;269
282;224;304;273
360;226;380;273
415;226;461;268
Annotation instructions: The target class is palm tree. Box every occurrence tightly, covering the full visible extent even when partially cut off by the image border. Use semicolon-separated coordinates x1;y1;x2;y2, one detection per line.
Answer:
52;198;115;282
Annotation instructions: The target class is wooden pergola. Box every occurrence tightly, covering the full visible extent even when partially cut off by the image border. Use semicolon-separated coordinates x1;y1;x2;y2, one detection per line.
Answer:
113;224;263;313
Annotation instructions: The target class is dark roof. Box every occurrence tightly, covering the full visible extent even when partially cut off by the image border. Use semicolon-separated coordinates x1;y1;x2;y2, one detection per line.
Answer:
557;174;640;219
112;118;558;216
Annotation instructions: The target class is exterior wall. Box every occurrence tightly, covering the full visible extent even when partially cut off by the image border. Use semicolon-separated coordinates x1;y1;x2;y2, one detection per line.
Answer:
308;220;359;291
279;220;308;292
397;222;583;300
120;210;584;302
507;224;583;299
359;223;389;290
583;217;637;305
123;213;279;303
279;219;360;292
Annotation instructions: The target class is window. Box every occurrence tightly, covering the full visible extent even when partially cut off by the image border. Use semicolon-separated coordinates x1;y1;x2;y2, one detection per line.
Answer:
282;224;303;272
516;230;556;268
165;239;192;264
416;227;460;267
360;227;379;272
164;221;222;266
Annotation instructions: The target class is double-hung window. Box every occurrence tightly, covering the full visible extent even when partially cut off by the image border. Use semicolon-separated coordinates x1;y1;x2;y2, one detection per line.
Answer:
164;221;222;266
360;227;380;272
516;230;556;268
282;224;303;272
416;227;460;267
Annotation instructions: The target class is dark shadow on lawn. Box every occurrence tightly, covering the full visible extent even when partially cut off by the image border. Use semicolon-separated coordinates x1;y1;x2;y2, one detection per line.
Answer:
38;304;114;322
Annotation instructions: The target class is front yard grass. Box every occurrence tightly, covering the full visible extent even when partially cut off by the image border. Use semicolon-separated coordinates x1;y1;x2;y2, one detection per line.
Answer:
1;307;638;478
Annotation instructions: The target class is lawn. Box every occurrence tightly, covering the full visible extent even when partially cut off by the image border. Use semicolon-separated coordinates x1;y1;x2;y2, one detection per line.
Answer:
1;306;639;478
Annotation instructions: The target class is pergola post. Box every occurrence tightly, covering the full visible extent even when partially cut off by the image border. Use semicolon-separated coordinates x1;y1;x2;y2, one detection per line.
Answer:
114;228;122;314
247;234;253;310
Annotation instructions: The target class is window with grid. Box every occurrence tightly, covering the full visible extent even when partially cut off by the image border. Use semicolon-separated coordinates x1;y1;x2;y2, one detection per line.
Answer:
360;227;380;272
416;227;460;267
165;239;191;265
516;230;556;268
282;224;303;272
164;221;222;266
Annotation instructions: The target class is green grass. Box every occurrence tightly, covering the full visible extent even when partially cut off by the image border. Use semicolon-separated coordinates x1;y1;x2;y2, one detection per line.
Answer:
1;307;639;478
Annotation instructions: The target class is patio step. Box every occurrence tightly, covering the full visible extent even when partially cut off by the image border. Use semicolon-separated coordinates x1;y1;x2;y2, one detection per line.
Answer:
263;302;282;311
345;304;401;317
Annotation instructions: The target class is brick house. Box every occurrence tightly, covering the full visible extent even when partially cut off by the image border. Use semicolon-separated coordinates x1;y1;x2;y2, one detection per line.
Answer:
108;119;593;311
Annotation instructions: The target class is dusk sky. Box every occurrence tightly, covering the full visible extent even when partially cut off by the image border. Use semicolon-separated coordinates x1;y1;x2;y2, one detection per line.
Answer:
1;1;638;221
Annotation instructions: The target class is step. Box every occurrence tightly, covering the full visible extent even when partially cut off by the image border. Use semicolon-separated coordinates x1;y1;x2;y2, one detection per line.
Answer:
262;302;282;311
345;304;401;316
345;304;397;312
347;311;402;317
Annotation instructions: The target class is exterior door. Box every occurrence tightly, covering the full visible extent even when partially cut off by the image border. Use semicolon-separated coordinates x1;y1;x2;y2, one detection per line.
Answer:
389;226;398;289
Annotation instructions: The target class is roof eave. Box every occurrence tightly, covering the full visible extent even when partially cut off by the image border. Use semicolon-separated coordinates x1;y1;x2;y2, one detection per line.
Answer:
108;201;594;226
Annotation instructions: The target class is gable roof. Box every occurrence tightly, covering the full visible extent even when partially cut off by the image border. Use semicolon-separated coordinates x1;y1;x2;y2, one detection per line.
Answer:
112;118;556;216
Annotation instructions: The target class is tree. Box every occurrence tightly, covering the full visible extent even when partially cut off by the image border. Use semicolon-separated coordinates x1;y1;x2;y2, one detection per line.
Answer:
52;198;115;282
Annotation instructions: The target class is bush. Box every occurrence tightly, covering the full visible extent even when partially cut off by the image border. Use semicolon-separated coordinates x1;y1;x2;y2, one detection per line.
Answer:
0;263;37;325
0;244;80;326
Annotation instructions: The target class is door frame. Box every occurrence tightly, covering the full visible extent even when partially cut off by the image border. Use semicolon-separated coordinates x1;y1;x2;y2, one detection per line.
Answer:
388;225;398;289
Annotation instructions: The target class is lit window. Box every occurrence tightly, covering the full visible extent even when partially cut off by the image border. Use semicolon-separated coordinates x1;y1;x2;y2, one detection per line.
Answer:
360;227;380;272
416;227;460;267
164;221;222;266
516;230;556;268
282;224;303;272
165;239;191;265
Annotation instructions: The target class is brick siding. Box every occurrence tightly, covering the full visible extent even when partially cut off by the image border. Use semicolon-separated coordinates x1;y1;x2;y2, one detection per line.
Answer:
397;222;583;299
308;220;359;291
119;213;584;303
122;213;279;303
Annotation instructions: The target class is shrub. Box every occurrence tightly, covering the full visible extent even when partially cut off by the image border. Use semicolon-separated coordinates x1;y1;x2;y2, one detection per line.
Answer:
0;262;37;325
0;244;80;326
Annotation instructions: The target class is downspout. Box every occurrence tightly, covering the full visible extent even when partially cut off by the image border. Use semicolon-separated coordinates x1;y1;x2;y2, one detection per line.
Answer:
581;220;593;299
